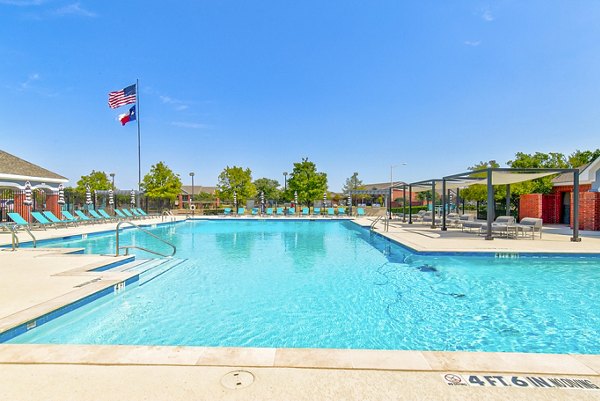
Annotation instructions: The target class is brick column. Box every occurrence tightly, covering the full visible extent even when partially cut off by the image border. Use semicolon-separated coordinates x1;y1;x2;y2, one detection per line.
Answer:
46;193;60;218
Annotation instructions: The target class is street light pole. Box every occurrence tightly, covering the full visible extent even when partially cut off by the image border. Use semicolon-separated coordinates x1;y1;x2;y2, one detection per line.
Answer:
110;173;115;190
283;172;288;192
189;172;195;216
389;163;407;219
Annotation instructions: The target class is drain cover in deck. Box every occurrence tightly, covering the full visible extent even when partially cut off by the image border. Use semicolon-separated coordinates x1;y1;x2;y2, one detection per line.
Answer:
221;370;255;389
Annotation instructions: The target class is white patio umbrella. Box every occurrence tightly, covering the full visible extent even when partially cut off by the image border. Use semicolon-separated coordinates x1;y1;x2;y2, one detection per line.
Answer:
23;181;33;206
85;185;92;205
130;190;136;206
57;184;65;205
108;188;114;206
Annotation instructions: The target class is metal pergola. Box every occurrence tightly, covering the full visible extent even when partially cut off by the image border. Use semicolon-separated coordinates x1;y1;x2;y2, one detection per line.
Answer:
442;167;581;241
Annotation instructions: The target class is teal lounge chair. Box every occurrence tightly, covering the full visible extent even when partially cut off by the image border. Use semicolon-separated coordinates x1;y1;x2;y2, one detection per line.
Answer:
98;209;117;220
338;207;346;217
129;208;145;218
7;212;38;230
237;207;245;215
121;209;137;219
223;208;232;216
327;208;335;217
43;211;76;226
276;207;284;216
251;208;259;216
74;210;95;223
356;207;365;217
312;207;321;217
114;209;129;219
61;210;82;224
88;209;107;222
302;207;309;216
31;211;60;229
266;207;273;216
136;208;150;217
287;207;295;216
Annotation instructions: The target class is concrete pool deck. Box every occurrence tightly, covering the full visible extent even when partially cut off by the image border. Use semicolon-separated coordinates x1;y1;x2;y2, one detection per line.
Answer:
0;215;599;400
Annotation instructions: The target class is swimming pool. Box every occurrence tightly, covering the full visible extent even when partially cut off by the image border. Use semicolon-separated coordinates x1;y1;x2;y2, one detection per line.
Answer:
7;220;600;354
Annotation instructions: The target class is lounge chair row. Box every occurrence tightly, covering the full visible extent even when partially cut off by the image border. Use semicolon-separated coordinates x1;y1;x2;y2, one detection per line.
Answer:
5;208;153;230
220;207;365;217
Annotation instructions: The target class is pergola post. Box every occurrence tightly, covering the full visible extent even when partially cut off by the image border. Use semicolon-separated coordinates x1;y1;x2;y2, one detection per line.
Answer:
402;185;407;222
431;181;436;229
485;168;494;240
456;187;460;214
442;179;447;231
505;184;511;216
571;170;581;242
408;185;413;224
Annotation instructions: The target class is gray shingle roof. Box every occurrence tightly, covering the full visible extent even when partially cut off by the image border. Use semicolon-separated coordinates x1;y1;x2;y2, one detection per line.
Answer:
0;150;67;181
551;163;589;184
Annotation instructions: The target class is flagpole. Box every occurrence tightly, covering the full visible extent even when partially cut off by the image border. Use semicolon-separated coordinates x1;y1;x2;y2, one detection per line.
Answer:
136;78;141;194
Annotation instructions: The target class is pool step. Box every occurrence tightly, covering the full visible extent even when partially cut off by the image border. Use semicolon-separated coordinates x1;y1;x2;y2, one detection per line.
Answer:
137;258;188;286
121;258;169;273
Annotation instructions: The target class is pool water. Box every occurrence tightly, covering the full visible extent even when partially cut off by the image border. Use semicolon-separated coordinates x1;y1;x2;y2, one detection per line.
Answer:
9;220;600;354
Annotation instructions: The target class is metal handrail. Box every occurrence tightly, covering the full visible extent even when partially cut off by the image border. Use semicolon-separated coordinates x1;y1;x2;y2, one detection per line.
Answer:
370;216;382;230
3;225;36;250
23;227;37;247
115;221;176;257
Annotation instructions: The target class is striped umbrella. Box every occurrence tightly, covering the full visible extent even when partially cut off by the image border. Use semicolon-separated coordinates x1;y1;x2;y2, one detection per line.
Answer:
23;181;32;206
57;184;65;205
323;191;327;208
347;193;351;207
85;185;92;205
233;191;237;208
294;190;298;206
130;190;136;206
108;188;114;206
260;191;264;205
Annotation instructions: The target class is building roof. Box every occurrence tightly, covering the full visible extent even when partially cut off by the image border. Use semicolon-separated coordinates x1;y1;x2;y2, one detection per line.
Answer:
552;161;595;186
0;149;67;182
180;185;217;195
361;181;407;190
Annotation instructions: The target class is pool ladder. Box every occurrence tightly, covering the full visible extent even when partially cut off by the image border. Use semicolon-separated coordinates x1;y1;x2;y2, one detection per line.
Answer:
2;224;36;250
115;221;176;257
370;215;389;232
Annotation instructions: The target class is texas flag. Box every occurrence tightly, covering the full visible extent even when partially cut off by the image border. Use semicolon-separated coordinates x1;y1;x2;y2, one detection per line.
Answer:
118;105;136;126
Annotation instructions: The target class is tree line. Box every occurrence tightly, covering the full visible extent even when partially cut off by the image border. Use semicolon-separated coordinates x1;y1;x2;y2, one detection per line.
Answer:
71;148;600;206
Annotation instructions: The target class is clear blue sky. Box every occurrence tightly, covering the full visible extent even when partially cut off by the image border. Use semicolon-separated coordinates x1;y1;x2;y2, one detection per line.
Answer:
2;1;600;191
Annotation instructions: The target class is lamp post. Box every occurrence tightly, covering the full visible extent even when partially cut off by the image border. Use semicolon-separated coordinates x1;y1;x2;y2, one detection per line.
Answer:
389;163;407;219
110;173;115;190
283;172;288;191
189;172;195;216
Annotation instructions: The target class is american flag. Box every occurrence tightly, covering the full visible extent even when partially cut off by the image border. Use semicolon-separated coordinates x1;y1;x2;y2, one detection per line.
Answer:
108;84;136;109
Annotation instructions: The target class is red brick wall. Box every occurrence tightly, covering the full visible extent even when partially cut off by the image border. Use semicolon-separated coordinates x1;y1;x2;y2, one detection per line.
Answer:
519;194;542;221
576;192;600;231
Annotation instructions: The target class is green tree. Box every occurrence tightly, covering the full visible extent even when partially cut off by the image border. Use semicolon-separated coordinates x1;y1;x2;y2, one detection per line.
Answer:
253;178;281;202
141;162;182;201
76;170;111;194
342;172;364;193
459;160;501;202
216;166;256;205
286;157;328;206
568;149;600;167
507;152;568;194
